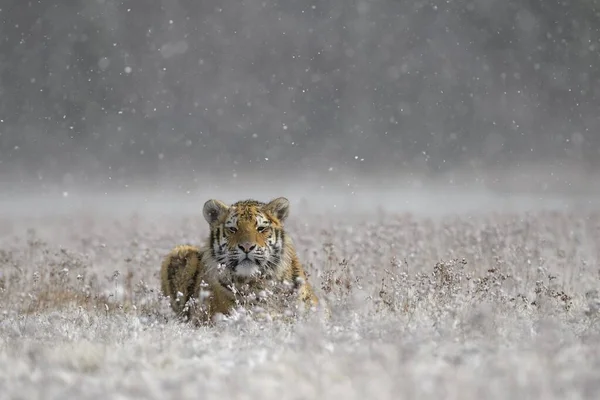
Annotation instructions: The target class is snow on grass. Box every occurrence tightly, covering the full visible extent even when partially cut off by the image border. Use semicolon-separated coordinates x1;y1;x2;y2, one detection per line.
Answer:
1;194;600;399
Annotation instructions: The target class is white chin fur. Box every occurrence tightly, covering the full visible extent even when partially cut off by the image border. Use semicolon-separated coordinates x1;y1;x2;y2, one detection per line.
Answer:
234;260;260;277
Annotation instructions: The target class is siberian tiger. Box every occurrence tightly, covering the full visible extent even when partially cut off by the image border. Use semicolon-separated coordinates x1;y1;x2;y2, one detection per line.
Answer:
160;197;318;324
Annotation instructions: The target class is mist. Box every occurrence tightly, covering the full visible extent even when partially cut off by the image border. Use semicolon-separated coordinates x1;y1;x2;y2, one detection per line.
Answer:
1;0;599;196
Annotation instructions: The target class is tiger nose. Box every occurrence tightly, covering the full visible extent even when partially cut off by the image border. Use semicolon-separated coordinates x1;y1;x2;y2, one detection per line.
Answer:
238;242;256;253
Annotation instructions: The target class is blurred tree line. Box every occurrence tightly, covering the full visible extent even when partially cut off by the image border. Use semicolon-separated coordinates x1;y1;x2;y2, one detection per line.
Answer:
1;0;599;182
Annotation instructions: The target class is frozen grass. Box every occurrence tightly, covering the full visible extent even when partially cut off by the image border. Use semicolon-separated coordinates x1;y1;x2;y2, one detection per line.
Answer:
1;194;600;399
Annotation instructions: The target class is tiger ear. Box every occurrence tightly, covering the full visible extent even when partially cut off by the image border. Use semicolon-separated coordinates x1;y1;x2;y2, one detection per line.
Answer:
265;197;290;222
203;199;229;225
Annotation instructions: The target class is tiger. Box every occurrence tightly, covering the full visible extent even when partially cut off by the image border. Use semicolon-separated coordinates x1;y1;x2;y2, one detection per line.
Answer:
159;197;319;325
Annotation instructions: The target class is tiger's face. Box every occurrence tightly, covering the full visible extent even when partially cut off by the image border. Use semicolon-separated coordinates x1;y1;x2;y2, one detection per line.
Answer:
203;197;290;279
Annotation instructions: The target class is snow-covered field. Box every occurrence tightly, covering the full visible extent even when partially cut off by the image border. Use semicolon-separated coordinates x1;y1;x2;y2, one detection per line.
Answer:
2;188;600;399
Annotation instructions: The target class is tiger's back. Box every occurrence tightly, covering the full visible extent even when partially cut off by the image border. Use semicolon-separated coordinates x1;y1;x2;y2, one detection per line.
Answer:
160;197;318;324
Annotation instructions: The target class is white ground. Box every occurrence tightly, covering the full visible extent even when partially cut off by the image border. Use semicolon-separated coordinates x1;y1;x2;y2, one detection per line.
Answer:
1;186;600;399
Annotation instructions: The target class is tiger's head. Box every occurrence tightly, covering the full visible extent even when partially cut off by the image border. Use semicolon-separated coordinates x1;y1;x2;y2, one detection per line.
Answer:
202;197;291;280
